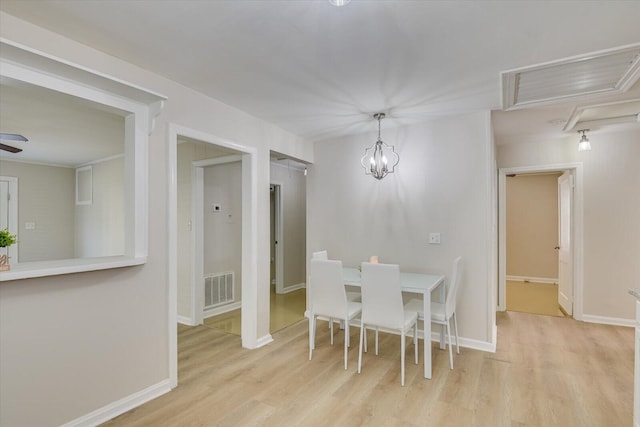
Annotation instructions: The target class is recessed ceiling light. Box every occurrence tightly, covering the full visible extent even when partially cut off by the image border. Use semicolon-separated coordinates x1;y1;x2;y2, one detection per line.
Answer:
329;0;351;6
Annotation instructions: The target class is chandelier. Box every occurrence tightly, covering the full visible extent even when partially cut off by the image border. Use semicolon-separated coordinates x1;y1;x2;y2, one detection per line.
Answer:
360;113;400;180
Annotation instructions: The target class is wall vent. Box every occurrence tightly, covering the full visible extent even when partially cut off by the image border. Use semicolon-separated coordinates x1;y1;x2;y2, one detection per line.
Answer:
502;44;640;110
204;272;234;309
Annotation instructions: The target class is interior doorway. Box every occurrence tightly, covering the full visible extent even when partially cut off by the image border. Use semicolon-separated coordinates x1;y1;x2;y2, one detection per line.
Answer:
269;155;307;333
270;184;283;292
503;171;565;317
168;123;260;389
498;163;584;321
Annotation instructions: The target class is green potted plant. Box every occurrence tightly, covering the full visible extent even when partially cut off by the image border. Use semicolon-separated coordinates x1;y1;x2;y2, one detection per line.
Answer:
0;229;17;271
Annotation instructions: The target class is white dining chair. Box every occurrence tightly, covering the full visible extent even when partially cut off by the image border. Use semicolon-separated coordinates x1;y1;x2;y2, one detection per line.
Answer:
312;250;328;260
406;256;462;370
357;262;418;386
312;249;360;301
308;259;362;370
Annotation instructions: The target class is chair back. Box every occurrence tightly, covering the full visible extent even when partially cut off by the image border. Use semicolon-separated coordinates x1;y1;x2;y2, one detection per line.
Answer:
360;262;405;329
309;259;347;319
312;250;328;260
445;256;463;317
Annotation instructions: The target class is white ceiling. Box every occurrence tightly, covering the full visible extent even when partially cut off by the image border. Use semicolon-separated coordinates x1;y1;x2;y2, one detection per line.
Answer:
1;0;639;146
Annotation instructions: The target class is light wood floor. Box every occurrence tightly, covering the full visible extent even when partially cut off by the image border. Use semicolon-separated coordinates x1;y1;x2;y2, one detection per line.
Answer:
204;287;306;335
104;311;634;426
507;280;566;317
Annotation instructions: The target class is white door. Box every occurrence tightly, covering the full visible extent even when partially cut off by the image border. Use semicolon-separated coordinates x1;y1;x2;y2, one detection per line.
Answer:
558;172;573;315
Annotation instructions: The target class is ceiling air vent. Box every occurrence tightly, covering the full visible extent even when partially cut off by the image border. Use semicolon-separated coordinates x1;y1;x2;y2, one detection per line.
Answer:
502;44;640;110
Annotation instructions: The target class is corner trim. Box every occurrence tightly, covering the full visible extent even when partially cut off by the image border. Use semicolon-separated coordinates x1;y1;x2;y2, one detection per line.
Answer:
203;301;242;319
60;379;171;427
177;315;195;326
277;282;306;294
582;314;634;328
253;334;274;349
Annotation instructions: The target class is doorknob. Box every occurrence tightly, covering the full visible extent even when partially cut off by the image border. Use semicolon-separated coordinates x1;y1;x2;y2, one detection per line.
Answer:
554;246;560;250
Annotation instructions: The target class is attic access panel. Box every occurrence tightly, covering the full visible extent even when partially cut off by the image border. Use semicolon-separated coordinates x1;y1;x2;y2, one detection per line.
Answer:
502;45;640;110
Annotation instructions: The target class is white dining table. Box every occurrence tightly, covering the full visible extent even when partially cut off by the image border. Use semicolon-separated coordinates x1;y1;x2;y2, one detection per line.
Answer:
343;267;445;379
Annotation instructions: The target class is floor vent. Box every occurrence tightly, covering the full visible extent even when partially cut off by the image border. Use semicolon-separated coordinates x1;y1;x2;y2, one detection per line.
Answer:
204;272;234;309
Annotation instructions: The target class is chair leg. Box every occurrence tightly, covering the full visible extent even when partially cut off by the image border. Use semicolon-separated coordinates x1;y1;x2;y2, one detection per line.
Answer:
401;331;406;386
346;319;350;348
358;322;365;374
330;317;334;345
364;326;368;353
453;312;460;354
446;320;454;370
309;314;315;360
375;327;379;356
414;323;418;364
344;320;349;370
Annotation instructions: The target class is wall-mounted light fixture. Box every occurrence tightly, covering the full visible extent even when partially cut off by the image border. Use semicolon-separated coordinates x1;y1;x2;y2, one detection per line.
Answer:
577;129;591;151
360;113;400;180
329;0;350;6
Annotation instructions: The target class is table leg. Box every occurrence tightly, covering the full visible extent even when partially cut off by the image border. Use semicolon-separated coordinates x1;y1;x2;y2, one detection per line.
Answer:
424;291;432;379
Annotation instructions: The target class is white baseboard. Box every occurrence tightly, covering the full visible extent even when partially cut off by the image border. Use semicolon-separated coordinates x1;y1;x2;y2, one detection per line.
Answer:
255;334;274;348
277;282;306;294
203;301;242;319
336;317;498;353
306;314;495;354
177;315;195;326
61;379;171;427
507;275;558;284
582;314;634;327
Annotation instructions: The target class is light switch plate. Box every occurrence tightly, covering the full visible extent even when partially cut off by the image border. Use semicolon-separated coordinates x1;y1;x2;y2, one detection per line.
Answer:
429;232;441;244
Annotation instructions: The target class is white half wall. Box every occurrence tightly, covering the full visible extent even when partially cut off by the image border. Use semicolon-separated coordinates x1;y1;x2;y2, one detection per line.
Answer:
307;111;495;344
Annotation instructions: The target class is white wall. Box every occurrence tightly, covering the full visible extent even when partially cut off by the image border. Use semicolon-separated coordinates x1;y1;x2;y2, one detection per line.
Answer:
0;12;313;427
270;163;306;289
497;127;640;321
75;156;125;258
0;160;75;262
307;112;495;343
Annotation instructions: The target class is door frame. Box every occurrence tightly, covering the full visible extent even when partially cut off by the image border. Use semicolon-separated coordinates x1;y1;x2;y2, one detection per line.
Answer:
498;163;584;320
270;182;284;293
168;123;259;389
557;171;573;315
192;155;242;325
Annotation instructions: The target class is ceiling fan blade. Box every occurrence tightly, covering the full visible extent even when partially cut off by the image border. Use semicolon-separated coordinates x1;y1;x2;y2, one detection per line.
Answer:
0;133;28;142
0;143;23;153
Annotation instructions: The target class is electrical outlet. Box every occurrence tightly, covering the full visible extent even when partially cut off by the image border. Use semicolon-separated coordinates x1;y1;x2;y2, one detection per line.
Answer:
429;232;441;244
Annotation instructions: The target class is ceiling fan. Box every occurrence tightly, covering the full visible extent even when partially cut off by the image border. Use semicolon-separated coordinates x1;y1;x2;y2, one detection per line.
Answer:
0;133;28;153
